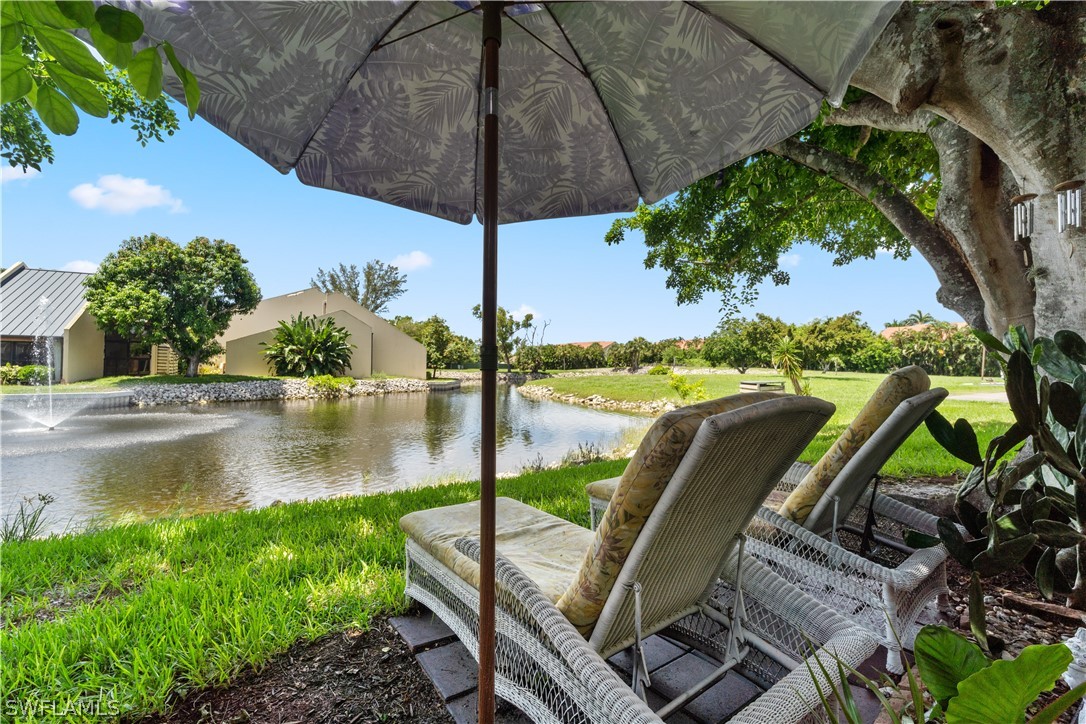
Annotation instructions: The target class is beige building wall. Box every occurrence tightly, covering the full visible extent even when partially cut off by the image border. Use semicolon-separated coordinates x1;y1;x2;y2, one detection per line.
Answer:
225;312;374;378
221;288;424;379
61;307;104;382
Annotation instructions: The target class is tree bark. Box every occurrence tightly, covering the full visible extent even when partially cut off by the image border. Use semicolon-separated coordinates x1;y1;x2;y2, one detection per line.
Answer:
769;137;988;329
852;2;1086;336
186;356;199;377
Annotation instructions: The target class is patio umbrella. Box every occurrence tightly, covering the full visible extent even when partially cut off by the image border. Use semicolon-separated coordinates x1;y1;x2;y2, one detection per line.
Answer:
126;2;899;718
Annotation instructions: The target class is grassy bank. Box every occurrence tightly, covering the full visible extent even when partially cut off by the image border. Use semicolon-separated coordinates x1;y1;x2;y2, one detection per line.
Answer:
1;461;626;722
0;374;281;395
524;370;1014;478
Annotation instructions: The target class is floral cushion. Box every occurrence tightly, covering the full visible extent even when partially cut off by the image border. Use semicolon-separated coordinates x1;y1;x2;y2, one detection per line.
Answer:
557;391;784;636
776;366;929;525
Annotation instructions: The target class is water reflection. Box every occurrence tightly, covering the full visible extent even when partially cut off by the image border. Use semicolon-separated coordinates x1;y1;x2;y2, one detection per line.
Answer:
1;386;638;534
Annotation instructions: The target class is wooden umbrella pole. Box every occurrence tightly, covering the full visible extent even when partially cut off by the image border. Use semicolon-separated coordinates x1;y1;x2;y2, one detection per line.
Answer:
478;3;501;722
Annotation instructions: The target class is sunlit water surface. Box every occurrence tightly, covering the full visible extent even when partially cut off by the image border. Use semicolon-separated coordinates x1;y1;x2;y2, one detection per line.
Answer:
1;386;640;535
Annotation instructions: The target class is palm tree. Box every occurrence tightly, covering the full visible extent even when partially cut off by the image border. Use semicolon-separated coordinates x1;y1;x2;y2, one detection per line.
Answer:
772;336;805;395
904;310;936;325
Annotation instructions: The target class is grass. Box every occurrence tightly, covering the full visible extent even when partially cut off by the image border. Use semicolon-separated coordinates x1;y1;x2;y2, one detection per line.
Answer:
0;461;626;722
0;374;281;394
524;370;1014;478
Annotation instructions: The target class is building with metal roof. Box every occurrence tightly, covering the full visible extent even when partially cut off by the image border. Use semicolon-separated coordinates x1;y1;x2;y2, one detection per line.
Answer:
1;263;178;382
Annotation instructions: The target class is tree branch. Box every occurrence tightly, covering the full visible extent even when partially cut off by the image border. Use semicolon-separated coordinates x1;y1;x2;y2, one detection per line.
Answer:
768;137;987;328
827;95;935;135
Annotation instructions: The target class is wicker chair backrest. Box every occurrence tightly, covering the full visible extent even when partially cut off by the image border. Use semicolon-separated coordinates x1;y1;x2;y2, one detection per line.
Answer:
803;387;948;538
589;396;835;658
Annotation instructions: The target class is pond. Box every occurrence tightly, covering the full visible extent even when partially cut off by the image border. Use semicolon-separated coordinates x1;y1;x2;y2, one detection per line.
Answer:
0;386;641;536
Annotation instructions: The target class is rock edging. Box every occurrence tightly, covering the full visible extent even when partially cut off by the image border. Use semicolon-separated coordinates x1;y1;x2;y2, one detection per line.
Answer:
128;378;430;406
439;370;550;384
515;384;674;415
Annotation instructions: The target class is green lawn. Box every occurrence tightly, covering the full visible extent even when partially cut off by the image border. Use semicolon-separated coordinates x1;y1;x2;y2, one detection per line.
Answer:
0;460;627;722
0;374;282;394
524;370;1013;478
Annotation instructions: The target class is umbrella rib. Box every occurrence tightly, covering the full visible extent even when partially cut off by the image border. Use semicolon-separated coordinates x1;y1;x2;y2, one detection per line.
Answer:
375;7;478;51
683;1;829;98
290;1;419;169
506;16;586;78
542;4;645;202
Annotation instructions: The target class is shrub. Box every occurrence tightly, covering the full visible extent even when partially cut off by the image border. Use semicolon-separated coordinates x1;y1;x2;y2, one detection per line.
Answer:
668;371;706;401
0;364;20;385
307;374;355;398
647;364;670;375
261;314;355;377
16;364;50;385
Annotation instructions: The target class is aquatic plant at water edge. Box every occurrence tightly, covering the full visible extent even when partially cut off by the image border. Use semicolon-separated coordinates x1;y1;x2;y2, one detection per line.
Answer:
307;374;354;398
0;494;56;542
261;314;355;377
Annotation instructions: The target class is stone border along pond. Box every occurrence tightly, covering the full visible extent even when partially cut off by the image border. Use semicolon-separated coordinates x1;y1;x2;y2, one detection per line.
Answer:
128;377;430;406
515;383;675;416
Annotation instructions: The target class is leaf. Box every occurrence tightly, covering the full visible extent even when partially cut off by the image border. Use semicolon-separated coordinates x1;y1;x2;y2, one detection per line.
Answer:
1032;519;1084;548
972;533;1037;577
31;24;108;82
1031;680;1086;724
0;54;32;104
1036;547;1056;600
93;4;143;43
88;22;131;69
926;410;982;466
1006;350;1040;432
128;46;163;101
14;0;81;29
913;625;990;708
1038;425;1084;482
969;572;988;653
55;1;95;28
44;62;108;117
1055;330;1086;365
1049;380;1082;430
33;84;79;135
939;517;986;568
1036;337;1085;384
904;530;942;549
972;328;1011;355
986;423;1029;466
945;643;1072;724
162;42;199;119
1077;407;1086;473
0;20;22;53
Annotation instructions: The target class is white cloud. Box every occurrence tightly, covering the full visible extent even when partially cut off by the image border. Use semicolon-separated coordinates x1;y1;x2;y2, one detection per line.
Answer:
69;174;185;214
390;250;432;272
510;304;538;321
2;166;40;183
780;253;801;268
61;260;98;273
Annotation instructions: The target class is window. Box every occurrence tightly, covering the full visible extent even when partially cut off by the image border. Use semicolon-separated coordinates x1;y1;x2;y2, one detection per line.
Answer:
1;339;35;366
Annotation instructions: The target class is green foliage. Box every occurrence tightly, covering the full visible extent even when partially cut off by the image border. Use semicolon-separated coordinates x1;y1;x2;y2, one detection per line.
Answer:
647;364;670;376
395;315;476;376
795;312;881;372
667;371;706;401
312;263;360;303
1;493;55;542
312;260;408;316
889;323;983;376
772;336;806;395
605;94;937;315
84;234;262;377
261;314;354;377
0;364;19;385
851;336;901;373
926;326;1086;613
472;305;533;370
306;374;354;398
517;342;608;372
15;364;49;385
1;1;197;171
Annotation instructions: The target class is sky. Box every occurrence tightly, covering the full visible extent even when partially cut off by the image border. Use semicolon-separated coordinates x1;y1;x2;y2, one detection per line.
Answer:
1;107;961;343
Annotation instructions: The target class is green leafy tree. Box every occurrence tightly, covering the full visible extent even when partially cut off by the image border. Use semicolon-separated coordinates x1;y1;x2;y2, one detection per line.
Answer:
794;312;881;371
771;336;805;395
703;318;761;373
312;260;407;316
1;0;199;171
416;315;454;378
472;305;533;371
904;310;937;325
84;234;261;377
261;314;354;377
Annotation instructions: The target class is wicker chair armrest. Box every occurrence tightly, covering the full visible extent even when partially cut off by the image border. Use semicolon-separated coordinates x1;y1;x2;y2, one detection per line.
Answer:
775;461;812;493
454;538;661;723
869;492;942;535
751;508;948;589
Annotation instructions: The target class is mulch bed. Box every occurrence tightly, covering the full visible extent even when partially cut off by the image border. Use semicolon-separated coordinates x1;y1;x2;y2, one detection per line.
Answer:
132;618;450;724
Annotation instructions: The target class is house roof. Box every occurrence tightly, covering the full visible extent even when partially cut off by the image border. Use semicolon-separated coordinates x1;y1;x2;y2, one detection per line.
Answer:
0;264;91;338
566;341;615;350
880;322;968;340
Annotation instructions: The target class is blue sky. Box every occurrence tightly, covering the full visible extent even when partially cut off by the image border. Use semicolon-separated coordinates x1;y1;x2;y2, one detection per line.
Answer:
1;110;960;343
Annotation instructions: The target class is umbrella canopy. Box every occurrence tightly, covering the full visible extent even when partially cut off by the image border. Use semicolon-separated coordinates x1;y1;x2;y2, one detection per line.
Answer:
126;2;899;720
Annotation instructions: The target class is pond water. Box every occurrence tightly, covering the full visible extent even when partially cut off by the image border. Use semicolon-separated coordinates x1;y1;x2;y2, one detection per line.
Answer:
0;386;641;535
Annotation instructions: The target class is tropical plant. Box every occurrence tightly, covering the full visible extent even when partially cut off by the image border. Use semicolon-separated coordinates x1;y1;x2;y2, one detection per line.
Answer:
890;323;983;376
307;374;354;398
647;364;670;376
2;0;199;171
922;327;1086;617
472;305;533;370
0;364;20;385
809;623;1084;724
668;371;706;402
261;314;354;377
904;310;937;325
772;336;805;395
84;234;262;377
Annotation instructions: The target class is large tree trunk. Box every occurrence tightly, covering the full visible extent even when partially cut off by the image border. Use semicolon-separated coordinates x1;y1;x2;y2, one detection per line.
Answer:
186;355;199;377
852;2;1086;336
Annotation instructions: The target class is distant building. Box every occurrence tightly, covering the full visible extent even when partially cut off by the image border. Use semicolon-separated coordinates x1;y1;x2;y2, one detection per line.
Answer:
0;262;178;382
880;322;968;340
565;341;616;351
219;288;425;379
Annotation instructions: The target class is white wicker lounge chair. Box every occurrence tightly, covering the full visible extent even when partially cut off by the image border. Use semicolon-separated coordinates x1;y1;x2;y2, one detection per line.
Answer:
587;383;952;674
403;396;878;723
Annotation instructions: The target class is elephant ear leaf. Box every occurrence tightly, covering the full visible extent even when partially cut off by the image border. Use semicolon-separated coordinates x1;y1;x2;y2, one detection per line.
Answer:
1006;350;1040;432
926;410;982;466
1055;330;1086;366
945;643;1072;724
913;625;990;709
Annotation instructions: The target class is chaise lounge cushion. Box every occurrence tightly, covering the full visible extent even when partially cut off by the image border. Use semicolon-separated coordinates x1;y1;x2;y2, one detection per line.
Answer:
775;366;929;524
400;496;593;603
558;391;783;636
